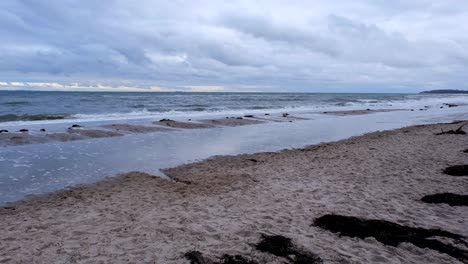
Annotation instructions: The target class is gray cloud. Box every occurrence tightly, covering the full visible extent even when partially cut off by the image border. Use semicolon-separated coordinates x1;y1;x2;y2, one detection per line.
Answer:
0;0;467;92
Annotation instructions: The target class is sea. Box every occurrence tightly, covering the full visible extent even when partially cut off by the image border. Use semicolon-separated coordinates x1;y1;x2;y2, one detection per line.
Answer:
1;91;468;204
1;91;467;124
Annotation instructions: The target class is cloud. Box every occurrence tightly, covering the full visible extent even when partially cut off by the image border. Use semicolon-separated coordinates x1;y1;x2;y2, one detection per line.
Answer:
0;1;467;92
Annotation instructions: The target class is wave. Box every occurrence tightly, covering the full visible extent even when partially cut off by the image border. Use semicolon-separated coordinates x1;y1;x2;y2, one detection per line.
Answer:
3;101;30;106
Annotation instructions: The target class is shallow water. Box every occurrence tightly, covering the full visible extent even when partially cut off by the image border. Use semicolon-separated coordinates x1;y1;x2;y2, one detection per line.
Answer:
1;105;468;204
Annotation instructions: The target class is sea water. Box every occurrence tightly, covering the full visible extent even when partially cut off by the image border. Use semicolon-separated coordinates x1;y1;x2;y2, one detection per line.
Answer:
1;91;468;204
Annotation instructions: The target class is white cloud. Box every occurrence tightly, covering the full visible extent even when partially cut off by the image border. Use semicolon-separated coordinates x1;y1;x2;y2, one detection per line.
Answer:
0;1;467;92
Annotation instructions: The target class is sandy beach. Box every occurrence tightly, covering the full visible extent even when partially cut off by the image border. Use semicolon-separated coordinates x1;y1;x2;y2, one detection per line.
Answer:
1;121;467;263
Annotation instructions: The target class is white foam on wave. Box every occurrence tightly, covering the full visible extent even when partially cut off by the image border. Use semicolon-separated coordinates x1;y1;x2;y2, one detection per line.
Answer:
1;94;467;127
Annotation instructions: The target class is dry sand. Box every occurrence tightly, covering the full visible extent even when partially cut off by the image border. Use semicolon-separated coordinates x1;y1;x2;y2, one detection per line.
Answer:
1;122;467;263
154;120;214;129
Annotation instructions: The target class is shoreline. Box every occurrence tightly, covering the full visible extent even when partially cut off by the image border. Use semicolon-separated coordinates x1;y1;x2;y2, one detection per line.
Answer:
1;121;467;263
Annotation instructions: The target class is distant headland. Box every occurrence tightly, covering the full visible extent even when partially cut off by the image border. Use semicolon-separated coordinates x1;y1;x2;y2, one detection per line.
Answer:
420;89;468;94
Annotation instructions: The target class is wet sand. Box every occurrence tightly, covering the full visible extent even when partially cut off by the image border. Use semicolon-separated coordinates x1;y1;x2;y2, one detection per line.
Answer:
200;117;265;127
102;124;174;133
322;109;402;116
155;120;215;129
1;122;467;263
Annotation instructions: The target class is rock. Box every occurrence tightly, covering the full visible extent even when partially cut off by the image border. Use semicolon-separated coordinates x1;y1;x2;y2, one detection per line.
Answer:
236;117;243;120
71;124;82;128
159;119;173;122
444;103;458;108
282;113;289;117
18;129;28;132
0;130;8;133
244;115;254;118
264;113;270;116
314;214;468;262
366;108;371;111
40;128;46;132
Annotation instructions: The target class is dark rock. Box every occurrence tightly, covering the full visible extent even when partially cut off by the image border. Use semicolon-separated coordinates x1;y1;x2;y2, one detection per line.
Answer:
323;112;328;114
422;193;468;206
463;149;468;153
444;103;459;108
366;109;371;111
159;119;173;122
282;113;289;117
410;109;414;111
18;129;28;132
314;214;468;262
289;121;292;122
236;117;243;120
440;106;444;109
188;119;192;121
244;115;254;118
264;113;270;116
256;234;323;264
0;130;8;133
248;159;258;163
40;128;46;132
443;165;468;176
71;124;82;128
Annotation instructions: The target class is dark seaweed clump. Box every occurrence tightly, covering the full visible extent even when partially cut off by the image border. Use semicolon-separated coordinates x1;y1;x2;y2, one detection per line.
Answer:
184;234;323;264
184;251;257;264
435;123;467;135
255;235;323;264
422;193;468;206
314;214;468;262
443;165;468;176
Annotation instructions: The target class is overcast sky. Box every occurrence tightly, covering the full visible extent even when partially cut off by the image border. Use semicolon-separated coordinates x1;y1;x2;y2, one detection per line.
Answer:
1;0;467;92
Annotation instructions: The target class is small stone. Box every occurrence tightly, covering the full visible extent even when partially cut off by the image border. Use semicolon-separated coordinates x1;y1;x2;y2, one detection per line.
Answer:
0;130;8;133
40;128;46;132
19;129;29;132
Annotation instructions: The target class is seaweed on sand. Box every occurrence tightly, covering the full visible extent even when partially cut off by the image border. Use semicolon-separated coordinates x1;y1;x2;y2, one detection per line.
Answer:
422;193;468;206
255;234;323;264
314;214;468;262
443;165;468;176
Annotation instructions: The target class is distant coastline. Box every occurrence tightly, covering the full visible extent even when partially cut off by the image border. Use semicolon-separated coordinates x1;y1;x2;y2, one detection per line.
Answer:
420;89;468;94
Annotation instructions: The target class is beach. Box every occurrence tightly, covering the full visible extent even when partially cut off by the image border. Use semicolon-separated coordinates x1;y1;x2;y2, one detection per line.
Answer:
1;121;467;263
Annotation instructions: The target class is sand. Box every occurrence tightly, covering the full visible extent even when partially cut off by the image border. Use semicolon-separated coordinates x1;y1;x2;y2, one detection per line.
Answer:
200;117;265;127
154;120;214;129
102;124;174;133
321;109;401;116
1;122;467;263
0;129;123;146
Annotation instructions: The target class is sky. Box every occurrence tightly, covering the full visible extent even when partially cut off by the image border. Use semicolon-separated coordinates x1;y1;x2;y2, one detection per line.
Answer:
0;0;467;93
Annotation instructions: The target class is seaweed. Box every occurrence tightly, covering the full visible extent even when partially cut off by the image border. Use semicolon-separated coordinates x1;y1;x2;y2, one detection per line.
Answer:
314;214;468;262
